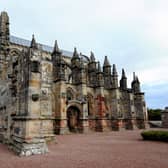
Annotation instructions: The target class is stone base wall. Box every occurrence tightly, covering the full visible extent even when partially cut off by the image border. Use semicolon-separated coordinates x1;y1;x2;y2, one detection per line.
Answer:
111;120;119;131
88;119;144;131
95;118;111;132
54;119;69;134
55;118;90;134
136;119;145;129
124;119;134;130
88;119;96;131
162;109;168;128
162;122;168;128
0;132;6;143
11;138;48;156
78;119;89;133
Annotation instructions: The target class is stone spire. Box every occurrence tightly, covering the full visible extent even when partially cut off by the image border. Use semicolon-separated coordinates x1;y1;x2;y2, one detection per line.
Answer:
133;72;136;81
30;34;38;49
136;76;140;83
103;56;111;67
97;61;104;87
0;11;10;47
112;64;118;76
112;64;118;89
132;72;140;83
121;69;126;78
103;56;112;88
90;51;95;62
120;68;127;90
72;47;79;59
97;61;102;72
52;40;61;55
131;72;141;93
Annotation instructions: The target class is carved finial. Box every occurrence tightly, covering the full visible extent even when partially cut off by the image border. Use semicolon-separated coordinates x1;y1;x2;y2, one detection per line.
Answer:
90;51;95;62
133;72;136;81
0;11;9;22
52;40;61;55
97;61;102;72
72;47;79;59
136;76;140;83
112;64;118;76
103;56;111;67
131;72;141;93
30;34;38;49
121;68;126;78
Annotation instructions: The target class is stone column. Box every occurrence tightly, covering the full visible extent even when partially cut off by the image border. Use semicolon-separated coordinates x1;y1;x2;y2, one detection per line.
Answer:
95;86;108;132
111;89;120;131
76;83;89;133
53;81;69;134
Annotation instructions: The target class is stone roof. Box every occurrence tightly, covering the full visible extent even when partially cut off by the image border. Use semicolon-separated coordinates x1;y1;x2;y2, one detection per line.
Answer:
10;35;73;57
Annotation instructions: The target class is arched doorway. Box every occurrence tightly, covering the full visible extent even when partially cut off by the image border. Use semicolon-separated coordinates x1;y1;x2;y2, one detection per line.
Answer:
67;106;80;132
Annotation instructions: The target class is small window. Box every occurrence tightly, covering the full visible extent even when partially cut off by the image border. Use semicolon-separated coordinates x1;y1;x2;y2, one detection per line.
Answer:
31;61;40;72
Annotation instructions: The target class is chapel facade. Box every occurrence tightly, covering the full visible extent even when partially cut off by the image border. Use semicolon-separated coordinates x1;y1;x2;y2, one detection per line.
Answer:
0;11;147;156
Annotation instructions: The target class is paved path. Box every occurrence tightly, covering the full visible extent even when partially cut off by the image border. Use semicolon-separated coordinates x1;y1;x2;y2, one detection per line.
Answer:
0;130;168;168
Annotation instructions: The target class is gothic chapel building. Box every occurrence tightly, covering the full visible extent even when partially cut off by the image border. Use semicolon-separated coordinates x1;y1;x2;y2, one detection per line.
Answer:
0;11;147;156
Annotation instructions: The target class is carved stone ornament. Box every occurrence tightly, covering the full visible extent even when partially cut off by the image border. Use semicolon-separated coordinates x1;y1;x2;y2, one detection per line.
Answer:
32;94;39;101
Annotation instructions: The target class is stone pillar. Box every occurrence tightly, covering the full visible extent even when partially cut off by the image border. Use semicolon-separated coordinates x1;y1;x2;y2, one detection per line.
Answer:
12;73;49;156
111;89;120;131
134;93;146;129
162;107;168;128
76;84;89;133
53;81;69;134
124;92;133;130
95;87;108;132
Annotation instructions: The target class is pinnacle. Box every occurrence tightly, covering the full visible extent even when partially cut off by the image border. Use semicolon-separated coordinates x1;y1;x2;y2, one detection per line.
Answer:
52;40;61;54
112;64;118;76
30;34;38;49
103;56;111;67
72;47;79;59
133;72;136;81
90;51;95;62
97;61;102;72
122;68;126;78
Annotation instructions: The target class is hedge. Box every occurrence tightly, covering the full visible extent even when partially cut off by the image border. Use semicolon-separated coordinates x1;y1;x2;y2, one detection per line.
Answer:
141;130;168;142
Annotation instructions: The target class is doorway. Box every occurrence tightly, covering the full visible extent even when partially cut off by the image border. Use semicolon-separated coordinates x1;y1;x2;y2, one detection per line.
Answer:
67;106;80;132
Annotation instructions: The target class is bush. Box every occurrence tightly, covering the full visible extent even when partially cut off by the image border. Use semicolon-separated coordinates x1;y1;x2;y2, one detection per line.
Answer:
141;130;168;142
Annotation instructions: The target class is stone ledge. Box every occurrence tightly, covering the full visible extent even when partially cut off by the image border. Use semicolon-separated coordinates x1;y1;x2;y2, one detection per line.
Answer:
12;116;55;120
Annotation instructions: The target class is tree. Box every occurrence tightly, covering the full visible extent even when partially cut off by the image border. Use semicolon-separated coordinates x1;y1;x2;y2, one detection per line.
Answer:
147;108;162;121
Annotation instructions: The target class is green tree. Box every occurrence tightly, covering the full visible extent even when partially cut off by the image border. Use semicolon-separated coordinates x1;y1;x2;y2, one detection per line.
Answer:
147;108;162;121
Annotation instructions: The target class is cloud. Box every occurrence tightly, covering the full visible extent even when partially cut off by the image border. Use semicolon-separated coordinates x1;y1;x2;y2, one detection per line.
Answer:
142;83;168;109
0;0;168;108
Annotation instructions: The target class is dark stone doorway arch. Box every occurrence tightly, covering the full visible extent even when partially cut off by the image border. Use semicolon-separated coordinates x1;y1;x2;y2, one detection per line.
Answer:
67;106;80;132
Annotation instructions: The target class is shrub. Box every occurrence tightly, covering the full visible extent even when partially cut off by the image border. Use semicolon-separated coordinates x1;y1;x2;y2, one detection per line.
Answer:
141;130;168;142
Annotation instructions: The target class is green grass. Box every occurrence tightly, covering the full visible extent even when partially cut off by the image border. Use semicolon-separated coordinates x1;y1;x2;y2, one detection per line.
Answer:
141;130;168;142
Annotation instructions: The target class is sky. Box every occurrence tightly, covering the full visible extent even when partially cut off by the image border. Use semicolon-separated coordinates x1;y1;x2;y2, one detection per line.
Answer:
0;0;168;109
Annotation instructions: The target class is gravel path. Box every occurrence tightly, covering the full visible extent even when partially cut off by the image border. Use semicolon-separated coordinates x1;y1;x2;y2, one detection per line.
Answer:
0;130;168;168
